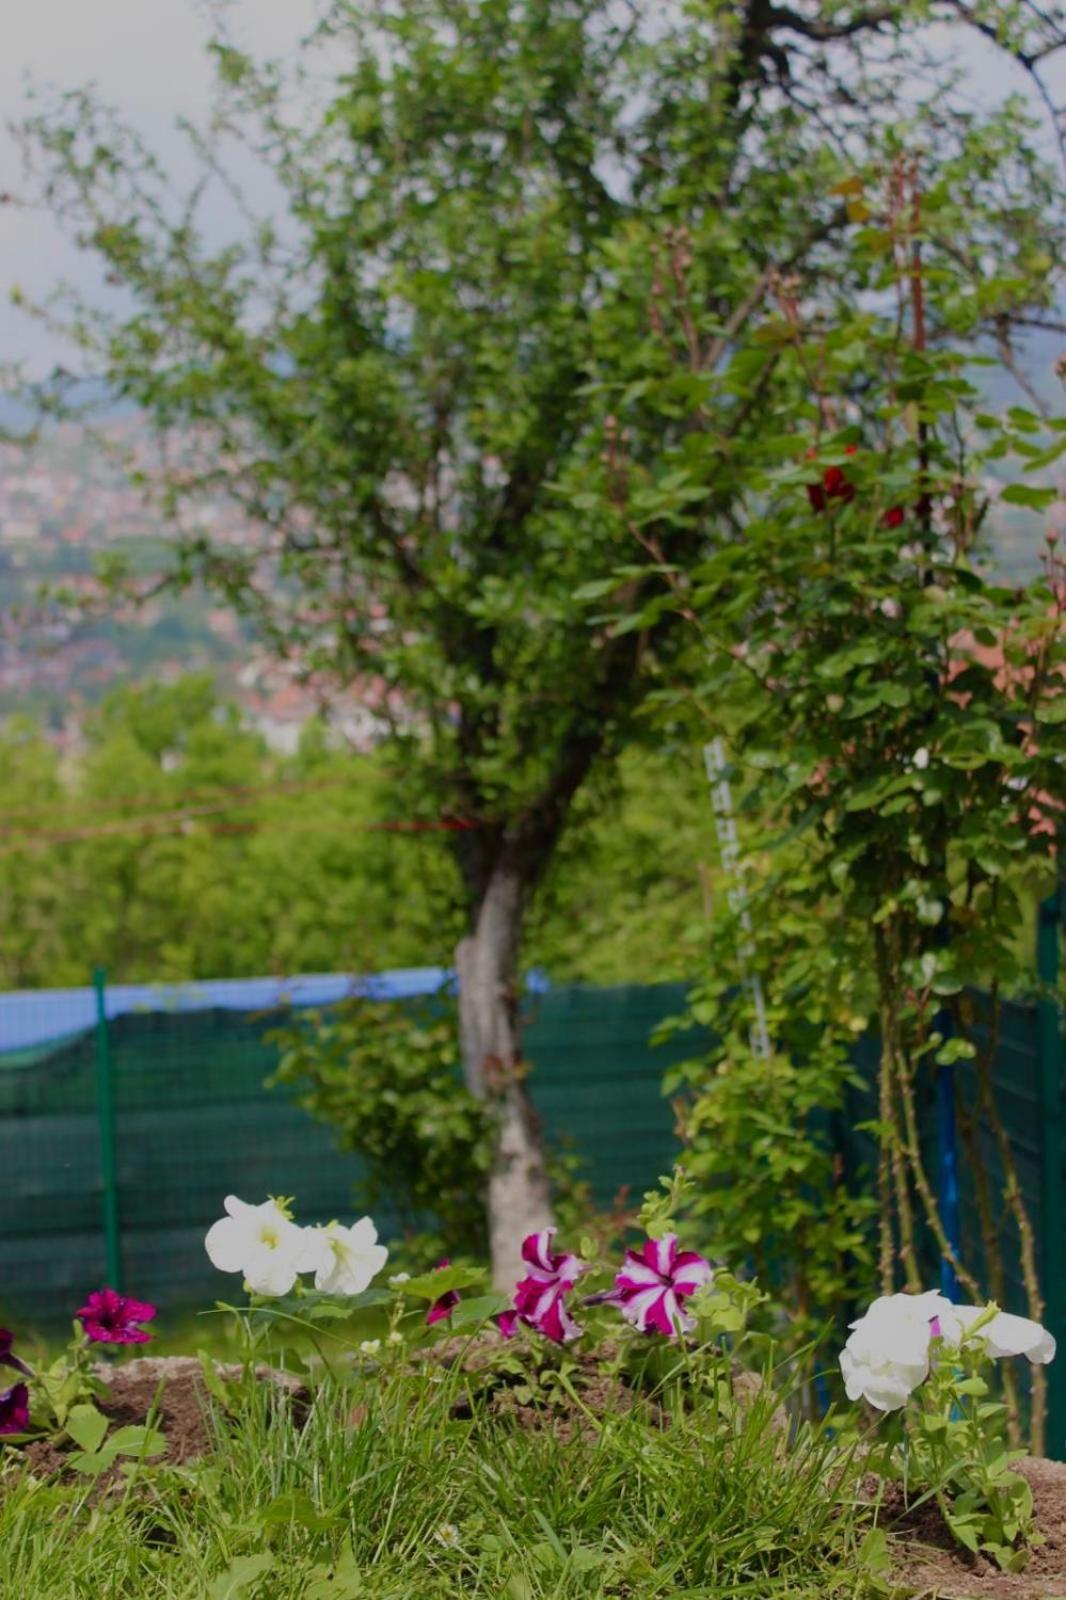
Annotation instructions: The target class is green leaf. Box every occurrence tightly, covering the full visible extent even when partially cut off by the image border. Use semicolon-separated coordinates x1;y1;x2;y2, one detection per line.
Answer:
948;1519;981;1554
303;1542;363;1597
449;1294;510;1329
843;774;911;812
64;1404;109;1455
206;1551;274;1600
256;1491;339;1534
859;1527;890;1574
398;1265;484;1301
999;483;1057;509
108;1424;166;1457
70;1448;122;1477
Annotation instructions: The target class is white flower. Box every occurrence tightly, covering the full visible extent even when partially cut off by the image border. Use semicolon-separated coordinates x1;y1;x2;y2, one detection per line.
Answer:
841;1290;1057;1414
387;1330;404;1346
205;1195;329;1298
312;1217;389;1297
388;1272;411;1287
880;597;902;620
839;1290;948;1411
434;1523;460;1549
913;747;930;770
358;1339;381;1357
939;1304;1056;1366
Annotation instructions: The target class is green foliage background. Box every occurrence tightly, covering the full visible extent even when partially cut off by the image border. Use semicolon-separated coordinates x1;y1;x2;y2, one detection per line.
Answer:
0;676;713;990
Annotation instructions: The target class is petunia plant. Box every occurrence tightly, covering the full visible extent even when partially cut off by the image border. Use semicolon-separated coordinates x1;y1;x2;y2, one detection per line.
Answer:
201;1181;763;1382
840;1290;1057;1570
0;1294;166;1475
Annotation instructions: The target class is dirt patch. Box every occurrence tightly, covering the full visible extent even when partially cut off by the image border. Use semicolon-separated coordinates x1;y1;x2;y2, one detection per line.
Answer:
425;1331;783;1443
20;1357;305;1485
884;1457;1066;1599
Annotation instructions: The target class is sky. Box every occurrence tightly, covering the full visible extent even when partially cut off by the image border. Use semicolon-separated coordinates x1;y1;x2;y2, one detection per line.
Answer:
0;0;321;373
0;1;1062;376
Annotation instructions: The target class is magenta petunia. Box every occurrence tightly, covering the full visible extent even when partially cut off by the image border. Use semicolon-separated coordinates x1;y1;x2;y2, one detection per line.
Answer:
504;1229;585;1344
0;1329;30;1377
76;1288;157;1345
0;1382;29;1435
597;1234;713;1339
425;1259;461;1326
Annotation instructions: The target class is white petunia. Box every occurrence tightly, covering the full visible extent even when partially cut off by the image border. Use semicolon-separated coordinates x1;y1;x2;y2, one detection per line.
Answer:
312;1217;389;1297
841;1289;1057;1415
204;1195;329;1298
939;1304;1056;1366
839;1290;949;1411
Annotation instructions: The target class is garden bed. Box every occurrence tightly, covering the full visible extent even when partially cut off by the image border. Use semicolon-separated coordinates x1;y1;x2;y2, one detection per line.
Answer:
882;1458;1066;1599
13;1350;1066;1598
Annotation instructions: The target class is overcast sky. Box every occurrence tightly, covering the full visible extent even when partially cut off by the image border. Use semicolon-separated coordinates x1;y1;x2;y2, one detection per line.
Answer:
1;1;1062;376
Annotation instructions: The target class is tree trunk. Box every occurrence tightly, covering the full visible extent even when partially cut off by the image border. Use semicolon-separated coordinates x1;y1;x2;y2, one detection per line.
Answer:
455;856;553;1292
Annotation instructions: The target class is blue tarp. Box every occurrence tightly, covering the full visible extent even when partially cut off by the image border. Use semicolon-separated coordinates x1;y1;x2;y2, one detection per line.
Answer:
0;968;454;1054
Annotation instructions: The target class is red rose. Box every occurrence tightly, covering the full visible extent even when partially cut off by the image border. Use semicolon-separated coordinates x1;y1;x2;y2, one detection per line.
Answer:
806;444;858;511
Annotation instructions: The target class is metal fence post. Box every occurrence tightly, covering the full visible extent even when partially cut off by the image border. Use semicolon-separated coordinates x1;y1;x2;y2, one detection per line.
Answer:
93;969;123;1291
1037;887;1064;1454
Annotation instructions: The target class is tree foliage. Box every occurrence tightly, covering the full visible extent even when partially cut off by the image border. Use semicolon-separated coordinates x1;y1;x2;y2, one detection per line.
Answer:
0;677;713;989
270;994;493;1258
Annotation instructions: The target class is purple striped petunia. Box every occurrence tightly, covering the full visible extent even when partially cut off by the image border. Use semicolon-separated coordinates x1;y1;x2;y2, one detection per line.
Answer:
599;1234;713;1338
0;1382;29;1435
506;1229;585;1344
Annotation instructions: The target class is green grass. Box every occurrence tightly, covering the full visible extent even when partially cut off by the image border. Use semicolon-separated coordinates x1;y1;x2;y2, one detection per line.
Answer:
0;1351;882;1600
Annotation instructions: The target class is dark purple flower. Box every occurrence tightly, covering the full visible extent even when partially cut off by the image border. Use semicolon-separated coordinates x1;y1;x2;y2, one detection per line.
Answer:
0;1383;29;1435
594;1234;713;1339
425;1260;461;1326
504;1229;585;1345
76;1287;156;1345
0;1329;30;1377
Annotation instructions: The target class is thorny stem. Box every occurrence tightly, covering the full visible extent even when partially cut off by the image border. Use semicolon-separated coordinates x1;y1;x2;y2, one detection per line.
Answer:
970;993;1048;1455
896;1023;982;1304
954;1085;1023;1449
875;924;920;1292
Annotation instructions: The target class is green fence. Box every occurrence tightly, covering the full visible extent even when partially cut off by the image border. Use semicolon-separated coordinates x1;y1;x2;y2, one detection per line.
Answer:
0;980;697;1325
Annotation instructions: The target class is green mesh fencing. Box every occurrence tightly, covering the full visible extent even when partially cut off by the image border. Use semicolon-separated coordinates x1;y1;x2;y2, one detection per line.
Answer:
0;984;698;1328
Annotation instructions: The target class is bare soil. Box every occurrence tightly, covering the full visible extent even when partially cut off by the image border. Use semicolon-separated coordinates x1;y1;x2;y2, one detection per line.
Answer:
882;1457;1066;1599
427;1330;785;1441
21;1357;304;1485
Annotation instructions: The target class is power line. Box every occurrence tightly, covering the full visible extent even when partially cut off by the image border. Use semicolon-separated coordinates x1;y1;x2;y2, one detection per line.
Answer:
0;772;354;827
0;802;479;855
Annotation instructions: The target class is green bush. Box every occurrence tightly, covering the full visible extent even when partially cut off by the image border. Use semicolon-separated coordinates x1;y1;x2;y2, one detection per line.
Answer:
270;997;493;1258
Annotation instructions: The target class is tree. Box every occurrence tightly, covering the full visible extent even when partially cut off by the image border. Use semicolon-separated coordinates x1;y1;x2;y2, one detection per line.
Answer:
13;0;1065;1283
